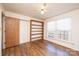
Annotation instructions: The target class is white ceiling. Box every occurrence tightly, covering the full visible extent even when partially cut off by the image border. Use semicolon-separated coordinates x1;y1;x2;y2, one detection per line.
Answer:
2;3;79;19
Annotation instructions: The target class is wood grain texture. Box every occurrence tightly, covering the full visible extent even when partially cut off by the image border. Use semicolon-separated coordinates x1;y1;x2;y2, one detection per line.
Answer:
2;40;79;56
5;17;19;48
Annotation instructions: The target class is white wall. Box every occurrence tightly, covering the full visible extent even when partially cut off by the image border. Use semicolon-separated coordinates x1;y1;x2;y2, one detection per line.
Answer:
3;11;30;49
20;20;29;44
45;9;79;51
0;4;3;56
3;11;43;49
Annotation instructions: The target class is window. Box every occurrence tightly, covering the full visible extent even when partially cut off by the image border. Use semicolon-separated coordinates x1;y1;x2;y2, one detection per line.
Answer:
47;21;56;39
47;18;71;41
57;18;71;31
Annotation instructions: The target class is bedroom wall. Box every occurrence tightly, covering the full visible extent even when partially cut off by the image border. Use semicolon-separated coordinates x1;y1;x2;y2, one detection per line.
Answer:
3;11;44;49
44;9;79;51
0;4;3;56
3;11;30;49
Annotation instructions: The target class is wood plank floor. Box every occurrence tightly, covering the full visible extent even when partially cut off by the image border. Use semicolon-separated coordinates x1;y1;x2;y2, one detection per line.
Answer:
2;40;79;56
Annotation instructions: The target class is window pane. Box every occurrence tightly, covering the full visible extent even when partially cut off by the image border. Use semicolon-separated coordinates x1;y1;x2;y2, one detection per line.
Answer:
57;18;71;31
47;21;56;39
47;18;71;41
47;21;56;31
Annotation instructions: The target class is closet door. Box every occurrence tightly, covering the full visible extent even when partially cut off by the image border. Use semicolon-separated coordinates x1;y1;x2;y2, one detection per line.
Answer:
30;20;44;42
5;17;19;48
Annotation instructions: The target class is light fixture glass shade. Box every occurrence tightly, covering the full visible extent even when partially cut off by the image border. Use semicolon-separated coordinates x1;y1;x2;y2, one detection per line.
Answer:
41;10;44;14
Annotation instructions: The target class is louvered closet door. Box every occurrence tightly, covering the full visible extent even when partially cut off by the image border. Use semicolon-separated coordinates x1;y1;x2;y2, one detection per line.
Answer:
30;20;44;42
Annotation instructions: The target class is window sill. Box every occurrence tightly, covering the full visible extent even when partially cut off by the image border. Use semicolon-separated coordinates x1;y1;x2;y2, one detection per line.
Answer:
47;38;74;45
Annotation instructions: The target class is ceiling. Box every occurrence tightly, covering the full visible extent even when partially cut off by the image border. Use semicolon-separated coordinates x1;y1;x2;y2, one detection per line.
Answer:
2;3;79;20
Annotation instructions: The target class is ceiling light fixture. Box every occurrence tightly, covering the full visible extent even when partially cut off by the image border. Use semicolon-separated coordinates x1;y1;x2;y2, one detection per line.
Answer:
41;9;44;15
41;3;47;15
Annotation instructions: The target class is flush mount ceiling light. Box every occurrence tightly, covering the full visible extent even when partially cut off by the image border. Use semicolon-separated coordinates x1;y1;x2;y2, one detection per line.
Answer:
33;3;47;15
40;3;47;15
41;9;44;14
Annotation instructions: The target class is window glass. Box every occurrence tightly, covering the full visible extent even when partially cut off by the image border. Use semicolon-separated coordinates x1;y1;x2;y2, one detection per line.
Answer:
47;18;71;41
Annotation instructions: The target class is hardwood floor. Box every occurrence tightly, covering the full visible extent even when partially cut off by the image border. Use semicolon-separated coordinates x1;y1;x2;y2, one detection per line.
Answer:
2;40;79;56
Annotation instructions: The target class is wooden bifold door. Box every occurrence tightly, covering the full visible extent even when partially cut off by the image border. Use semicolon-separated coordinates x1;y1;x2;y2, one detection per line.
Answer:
5;17;19;48
30;20;44;42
